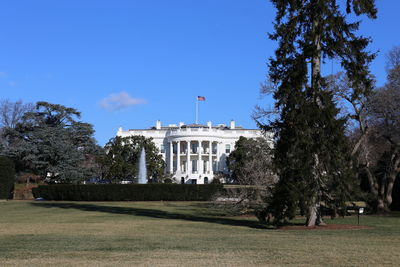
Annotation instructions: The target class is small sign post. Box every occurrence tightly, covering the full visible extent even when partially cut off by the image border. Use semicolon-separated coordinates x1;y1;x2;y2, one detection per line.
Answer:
357;207;364;226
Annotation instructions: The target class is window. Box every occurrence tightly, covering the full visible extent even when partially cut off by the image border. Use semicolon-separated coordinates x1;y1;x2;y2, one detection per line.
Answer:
225;144;231;154
204;177;208;184
212;143;217;154
181;177;185;184
192;160;197;172
160;144;165;153
191;143;198;153
173;143;177;153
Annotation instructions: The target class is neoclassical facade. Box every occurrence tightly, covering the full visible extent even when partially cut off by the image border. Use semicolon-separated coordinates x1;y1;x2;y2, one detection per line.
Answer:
117;120;264;184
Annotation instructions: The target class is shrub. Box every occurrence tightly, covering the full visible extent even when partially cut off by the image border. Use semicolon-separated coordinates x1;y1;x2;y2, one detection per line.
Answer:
32;184;223;201
0;156;16;199
211;178;221;184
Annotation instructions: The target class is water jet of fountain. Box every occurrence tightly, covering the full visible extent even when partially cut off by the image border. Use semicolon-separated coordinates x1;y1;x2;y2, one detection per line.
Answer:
138;147;147;184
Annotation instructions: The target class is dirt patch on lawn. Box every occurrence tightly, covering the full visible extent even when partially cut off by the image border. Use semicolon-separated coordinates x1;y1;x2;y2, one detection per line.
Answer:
278;224;371;230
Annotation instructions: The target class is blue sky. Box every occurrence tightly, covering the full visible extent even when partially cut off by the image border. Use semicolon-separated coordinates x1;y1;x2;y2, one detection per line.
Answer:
1;0;399;145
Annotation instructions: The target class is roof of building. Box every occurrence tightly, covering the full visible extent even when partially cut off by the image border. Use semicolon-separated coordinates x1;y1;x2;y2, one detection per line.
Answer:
125;121;258;132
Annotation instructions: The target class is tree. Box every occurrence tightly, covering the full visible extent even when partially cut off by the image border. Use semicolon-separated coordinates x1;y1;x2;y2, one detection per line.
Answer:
365;47;400;211
328;46;400;213
100;135;165;183
0;100;34;150
227;137;275;185
4;102;100;183
215;136;277;222
260;0;377;226
219;137;277;222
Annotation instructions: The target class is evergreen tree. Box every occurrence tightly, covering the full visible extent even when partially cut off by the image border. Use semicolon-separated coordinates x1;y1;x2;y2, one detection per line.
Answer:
4;102;100;183
263;0;377;226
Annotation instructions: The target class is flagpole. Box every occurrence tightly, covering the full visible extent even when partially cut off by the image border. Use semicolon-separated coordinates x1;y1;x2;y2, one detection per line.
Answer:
196;96;198;124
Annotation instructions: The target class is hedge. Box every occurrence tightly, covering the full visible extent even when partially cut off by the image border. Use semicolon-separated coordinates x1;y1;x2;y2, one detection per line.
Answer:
0;156;15;199
32;184;223;201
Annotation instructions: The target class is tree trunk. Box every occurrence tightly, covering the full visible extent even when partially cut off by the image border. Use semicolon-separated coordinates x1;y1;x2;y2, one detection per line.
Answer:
377;172;389;213
311;17;322;102
306;202;326;227
376;197;387;213
384;153;400;211
306;204;318;227
306;17;325;228
386;173;395;208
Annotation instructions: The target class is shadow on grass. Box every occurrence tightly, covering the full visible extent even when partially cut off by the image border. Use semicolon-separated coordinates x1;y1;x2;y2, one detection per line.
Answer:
30;202;271;229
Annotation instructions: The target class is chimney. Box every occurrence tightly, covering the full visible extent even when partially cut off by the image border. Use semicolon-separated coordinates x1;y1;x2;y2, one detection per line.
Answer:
156;120;161;129
207;121;212;129
230;120;235;129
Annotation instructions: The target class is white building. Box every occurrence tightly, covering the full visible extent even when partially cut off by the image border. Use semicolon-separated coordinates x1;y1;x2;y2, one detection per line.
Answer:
117;120;263;184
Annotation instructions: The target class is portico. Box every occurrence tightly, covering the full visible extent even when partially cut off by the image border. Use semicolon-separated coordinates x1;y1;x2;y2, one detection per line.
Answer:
167;140;218;183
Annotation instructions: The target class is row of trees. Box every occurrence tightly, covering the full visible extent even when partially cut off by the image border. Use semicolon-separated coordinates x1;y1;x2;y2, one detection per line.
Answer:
0;101;165;184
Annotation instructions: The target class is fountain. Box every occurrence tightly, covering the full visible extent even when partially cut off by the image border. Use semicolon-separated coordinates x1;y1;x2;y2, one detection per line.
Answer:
138;147;147;184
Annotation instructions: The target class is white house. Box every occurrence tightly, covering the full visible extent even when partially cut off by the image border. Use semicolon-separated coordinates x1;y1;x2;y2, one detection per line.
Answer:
117;120;265;184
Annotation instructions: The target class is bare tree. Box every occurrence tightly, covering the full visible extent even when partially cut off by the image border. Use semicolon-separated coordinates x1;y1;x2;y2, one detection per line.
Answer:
386;46;400;73
0;100;34;150
367;84;400;212
0;100;34;129
328;46;400;213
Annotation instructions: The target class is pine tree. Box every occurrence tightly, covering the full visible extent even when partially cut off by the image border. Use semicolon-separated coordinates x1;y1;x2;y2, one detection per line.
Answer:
264;0;377;226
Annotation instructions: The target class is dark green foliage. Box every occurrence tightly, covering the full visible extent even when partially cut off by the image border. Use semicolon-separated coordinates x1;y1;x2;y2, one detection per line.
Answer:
261;0;377;225
100;135;165;183
211;179;221;184
227;136;252;182
4;102;101;183
269;91;357;220
32;184;223;201
0;156;15;199
163;178;173;184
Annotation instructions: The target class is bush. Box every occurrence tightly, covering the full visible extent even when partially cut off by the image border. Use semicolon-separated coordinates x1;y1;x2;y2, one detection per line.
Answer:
32;184;223;201
211;178;221;184
0;156;16;199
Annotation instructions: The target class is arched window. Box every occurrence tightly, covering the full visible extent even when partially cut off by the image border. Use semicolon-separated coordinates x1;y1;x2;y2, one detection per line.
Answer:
181;177;185;184
204;177;208;184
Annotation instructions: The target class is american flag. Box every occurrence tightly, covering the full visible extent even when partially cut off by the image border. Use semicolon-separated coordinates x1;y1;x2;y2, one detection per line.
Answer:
197;96;206;101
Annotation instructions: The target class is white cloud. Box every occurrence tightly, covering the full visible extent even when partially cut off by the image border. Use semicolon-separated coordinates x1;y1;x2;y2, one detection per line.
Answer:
99;91;146;111
8;81;16;86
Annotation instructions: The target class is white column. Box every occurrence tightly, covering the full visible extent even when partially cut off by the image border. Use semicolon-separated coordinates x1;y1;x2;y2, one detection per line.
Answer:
169;141;173;174
209;140;212;174
177;141;181;173
187;140;191;174
216;142;220;172
198;140;202;174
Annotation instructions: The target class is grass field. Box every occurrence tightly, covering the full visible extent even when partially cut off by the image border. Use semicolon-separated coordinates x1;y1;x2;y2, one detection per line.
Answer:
1;201;400;266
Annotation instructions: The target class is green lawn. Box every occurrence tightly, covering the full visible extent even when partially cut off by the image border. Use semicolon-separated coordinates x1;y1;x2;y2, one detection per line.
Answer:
1;201;400;266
